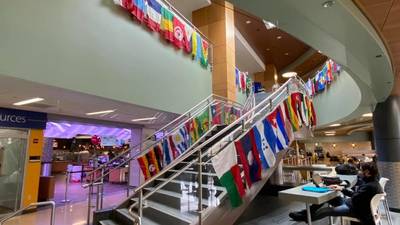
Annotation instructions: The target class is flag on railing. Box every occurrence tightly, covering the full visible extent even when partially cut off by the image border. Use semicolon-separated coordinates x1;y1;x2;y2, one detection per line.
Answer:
285;98;300;131
162;138;174;165
191;31;202;62
131;0;147;23
171;126;189;155
267;108;289;152
235;131;262;188
161;7;174;42
172;17;187;49
196;109;210;137
211;143;245;208
146;0;162;32
184;24;193;53
138;147;162;180
252;120;276;169
200;39;209;68
185;118;199;145
211;103;222;125
279;102;294;143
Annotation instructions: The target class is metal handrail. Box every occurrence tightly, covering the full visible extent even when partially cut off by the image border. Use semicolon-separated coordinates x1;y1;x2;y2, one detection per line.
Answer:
127;77;310;222
83;94;243;187
0;201;55;225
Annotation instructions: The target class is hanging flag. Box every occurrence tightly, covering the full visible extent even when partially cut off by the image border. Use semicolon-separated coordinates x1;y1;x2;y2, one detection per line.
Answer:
196;109;210;137
307;98;317;126
161;7;174;42
131;0;147;23
291;93;304;128
211;143;245;207
317;69;326;92
200;39;209;68
235;68;240;88
171;126;189;155
172;17;187;49
153;143;164;170
301;94;310;127
279;102;294;143
184;24;193;53
246;75;252;96
191;31;202;61
162;138;173;166
211;103;222;125
306;79;313;97
185;119;199;145
224;105;232;124
168;136;180;159
146;0;162;32
113;0;122;7
252;120;276;169
120;0;133;10
267;109;288;152
286;97;300;131
138;148;161;180
240;72;246;93
235;131;262;188
326;60;333;83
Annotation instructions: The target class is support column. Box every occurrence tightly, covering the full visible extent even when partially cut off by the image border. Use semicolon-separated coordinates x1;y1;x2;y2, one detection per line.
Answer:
193;0;236;101
253;64;279;92
374;72;400;211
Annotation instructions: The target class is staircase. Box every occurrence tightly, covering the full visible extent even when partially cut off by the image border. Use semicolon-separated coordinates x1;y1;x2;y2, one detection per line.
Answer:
87;77;309;225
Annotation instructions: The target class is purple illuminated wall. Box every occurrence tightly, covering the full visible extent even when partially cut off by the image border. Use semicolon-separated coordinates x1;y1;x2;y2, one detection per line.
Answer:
44;122;132;140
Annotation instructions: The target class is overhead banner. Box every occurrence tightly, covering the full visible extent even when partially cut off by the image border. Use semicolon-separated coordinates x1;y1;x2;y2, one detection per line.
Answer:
0;108;47;129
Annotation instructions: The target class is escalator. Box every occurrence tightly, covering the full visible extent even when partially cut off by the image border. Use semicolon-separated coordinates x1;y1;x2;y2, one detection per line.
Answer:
87;77;313;225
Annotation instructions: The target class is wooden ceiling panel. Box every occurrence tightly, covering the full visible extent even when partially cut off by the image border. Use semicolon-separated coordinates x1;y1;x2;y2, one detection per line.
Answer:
293;52;328;78
234;9;311;72
364;3;393;27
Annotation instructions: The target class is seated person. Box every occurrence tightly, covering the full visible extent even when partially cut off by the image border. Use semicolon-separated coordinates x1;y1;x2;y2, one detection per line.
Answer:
335;158;359;175
289;162;382;225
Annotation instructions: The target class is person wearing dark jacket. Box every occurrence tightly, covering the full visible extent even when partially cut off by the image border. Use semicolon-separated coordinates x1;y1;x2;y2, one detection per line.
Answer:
289;162;382;225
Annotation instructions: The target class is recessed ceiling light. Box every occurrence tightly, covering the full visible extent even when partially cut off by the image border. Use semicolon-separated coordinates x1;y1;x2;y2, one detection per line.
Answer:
318;50;322;53
325;133;336;136
131;117;157;122
276;36;282;40
322;0;335;8
246;20;251;24
362;113;373;117
266;48;270;51
13;97;44;106
86;110;115;116
329;123;341;127
284;52;289;56
263;20;276;30
282;71;297;78
324;131;336;134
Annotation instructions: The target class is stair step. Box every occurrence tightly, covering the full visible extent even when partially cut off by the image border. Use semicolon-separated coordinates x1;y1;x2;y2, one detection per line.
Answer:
143;200;196;225
114;208;135;225
114;208;160;225
144;187;210;210
99;219;120;225
155;178;225;198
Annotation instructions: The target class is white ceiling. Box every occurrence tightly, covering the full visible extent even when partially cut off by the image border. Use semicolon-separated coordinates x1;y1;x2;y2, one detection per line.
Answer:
168;0;211;20
0;75;179;128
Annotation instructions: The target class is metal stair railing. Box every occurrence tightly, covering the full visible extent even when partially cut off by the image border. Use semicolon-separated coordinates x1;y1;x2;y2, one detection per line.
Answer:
0;201;56;225
84;94;244;224
83;94;242;188
126;77;310;225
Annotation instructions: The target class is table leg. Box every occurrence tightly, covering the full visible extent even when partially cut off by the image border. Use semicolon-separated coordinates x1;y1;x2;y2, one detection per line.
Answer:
306;203;312;225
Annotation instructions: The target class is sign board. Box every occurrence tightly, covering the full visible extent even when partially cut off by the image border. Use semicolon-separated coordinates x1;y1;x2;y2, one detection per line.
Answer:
0;108;47;129
101;135;118;146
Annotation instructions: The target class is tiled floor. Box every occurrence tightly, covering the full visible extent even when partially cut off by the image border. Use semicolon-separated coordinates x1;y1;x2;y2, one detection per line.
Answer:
236;194;400;225
53;174;127;205
4;190;127;225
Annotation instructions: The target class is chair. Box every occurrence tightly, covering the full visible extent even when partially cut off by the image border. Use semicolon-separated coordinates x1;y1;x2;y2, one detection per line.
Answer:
379;177;393;225
340;193;385;225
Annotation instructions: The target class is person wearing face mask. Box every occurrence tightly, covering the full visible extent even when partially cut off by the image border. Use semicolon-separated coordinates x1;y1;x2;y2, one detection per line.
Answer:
289;162;382;225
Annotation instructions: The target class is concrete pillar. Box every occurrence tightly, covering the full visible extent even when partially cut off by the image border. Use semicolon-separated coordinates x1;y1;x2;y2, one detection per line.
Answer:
373;95;400;211
128;128;143;187
193;0;236;102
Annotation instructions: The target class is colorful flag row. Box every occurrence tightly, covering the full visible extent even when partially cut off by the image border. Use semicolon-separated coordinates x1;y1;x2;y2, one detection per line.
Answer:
114;0;209;68
305;59;342;97
235;68;252;96
211;92;316;207
137;105;241;180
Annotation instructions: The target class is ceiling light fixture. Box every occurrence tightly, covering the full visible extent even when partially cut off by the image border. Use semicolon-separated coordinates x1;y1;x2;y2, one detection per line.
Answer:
13;97;44;106
325;133;335;136
282;71;297;78
322;0;335;8
362;113;373;117
266;48;270;51
329;123;341;127
324;131;336;134
131;117;157;122
263;20;276;30
276;35;282;40
246;20;251;24
284;52;289;56
318;50;322;53
86;110;115;116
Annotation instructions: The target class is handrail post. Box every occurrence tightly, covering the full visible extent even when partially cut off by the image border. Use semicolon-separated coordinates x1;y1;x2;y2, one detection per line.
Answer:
198;147;203;225
50;201;56;225
87;184;93;225
61;171;70;203
100;168;104;209
208;99;212;130
138;189;143;225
